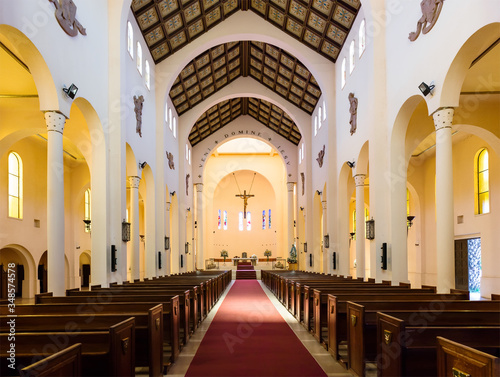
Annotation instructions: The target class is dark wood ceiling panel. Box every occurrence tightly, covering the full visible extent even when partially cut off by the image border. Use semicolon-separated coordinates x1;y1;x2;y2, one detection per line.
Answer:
131;0;360;64
188;97;302;146
169;40;322;117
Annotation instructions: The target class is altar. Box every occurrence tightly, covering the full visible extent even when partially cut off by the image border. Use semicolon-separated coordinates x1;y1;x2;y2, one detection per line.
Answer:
232;257;257;266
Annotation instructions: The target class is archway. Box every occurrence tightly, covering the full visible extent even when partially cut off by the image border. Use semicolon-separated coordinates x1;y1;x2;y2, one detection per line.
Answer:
0;245;36;298
79;251;91;288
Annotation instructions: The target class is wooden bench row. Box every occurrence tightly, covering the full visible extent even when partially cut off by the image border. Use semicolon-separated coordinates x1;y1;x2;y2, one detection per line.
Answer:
261;270;500;377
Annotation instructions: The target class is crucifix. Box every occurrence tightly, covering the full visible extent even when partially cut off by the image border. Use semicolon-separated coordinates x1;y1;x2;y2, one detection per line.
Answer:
233;172;256;218
236;190;254;218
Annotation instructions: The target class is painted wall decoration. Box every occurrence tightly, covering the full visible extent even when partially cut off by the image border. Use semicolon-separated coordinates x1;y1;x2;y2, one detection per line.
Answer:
409;0;445;41
316;145;325;168
49;0;87;37
166;151;175;170
133;95;144;137
349;93;358;135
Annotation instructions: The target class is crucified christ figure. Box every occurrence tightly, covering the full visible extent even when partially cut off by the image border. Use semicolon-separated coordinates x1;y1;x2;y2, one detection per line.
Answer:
235;190;254;218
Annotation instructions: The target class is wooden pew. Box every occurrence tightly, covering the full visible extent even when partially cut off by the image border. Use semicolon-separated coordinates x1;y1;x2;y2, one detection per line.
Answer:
377;312;500;377
0;317;135;377
436;336;500;377
34;293;180;365
346;300;500;377
1;303;163;377
18;343;82;377
326;292;470;362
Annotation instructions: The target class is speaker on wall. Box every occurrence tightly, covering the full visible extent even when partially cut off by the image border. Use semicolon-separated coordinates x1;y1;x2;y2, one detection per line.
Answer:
158;251;162;269
332;251;337;270
111;245;117;272
309;253;313;267
180;254;184;268
381;242;387;270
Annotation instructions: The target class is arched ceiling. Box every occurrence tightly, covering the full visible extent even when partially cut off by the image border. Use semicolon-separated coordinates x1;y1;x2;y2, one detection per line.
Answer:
131;0;361;64
189;97;301;146
170;41;322;116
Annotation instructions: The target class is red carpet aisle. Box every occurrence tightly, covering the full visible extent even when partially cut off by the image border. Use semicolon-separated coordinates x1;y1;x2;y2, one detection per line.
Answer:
185;280;327;377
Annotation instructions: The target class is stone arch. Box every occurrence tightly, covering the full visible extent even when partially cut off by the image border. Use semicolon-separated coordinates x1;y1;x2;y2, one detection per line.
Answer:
0;244;36;298
440;23;500;109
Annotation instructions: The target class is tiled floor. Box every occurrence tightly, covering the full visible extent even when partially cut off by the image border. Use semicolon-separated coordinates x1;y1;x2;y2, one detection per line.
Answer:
164;280;353;377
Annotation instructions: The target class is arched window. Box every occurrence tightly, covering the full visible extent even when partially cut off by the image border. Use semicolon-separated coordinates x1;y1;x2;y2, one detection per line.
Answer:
358;19;366;58
314;116;318;136
223;210;228;230
173;117;177;138
8;152;22;219
322;100;326;120
341;58;346;88
349;40;355;74
84;189;91;233
165;103;169;125
145;60;150;90
268;209;271;229
169;108;172;130
239;212;244;231
217;210;221;229
262;210;266;230
318;107;322;129
246;212;251;231
136;42;143;75
476;148;490;214
185;144;189;160
127;21;134;58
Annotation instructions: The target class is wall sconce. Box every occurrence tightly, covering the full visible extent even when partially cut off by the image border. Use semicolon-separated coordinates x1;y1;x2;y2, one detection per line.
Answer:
140;235;145;243
63;83;78;99
407;215;415;228
349;232;356;240
138;161;147;169
194;220;197;229
164;236;170;250
366;218;375;240
300;207;304;211
418;82;435;96
122;220;131;242
316;190;322;196
294;220;296;227
185;242;189;254
347;160;356;168
83;219;91;232
303;242;307;253
170;191;176;196
187;207;191;212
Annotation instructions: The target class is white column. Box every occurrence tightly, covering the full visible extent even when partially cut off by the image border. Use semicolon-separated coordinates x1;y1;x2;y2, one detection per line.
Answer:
286;182;295;254
354;174;366;279
433;108;455;293
45;111;66;296
322;200;329;274
165;201;171;275
195;184;204;270
127;176;140;281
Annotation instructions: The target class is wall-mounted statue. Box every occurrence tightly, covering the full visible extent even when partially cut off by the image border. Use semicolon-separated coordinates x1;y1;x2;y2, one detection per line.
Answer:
49;0;87;37
186;174;190;196
316;145;325;168
409;0;445;41
300;172;305;196
348;93;358;135
166;151;175;170
133;95;144;137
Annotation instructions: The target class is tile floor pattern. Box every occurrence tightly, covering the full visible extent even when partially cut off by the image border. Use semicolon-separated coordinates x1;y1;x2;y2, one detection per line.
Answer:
160;280;353;377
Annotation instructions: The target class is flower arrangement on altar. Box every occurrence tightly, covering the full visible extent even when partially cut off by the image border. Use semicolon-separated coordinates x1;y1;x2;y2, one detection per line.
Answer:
220;250;228;258
264;249;272;257
251;254;257;259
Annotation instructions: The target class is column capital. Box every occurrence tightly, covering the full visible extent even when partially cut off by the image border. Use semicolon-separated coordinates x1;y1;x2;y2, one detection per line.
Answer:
354;174;366;187
44;111;66;134
432;107;454;131
127;176;140;189
287;182;295;192
195;183;203;193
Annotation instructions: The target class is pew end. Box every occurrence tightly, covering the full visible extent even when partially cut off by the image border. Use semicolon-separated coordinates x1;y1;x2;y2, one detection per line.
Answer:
20;343;82;377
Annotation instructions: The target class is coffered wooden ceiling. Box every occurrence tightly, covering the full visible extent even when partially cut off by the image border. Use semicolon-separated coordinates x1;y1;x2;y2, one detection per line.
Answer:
189;97;301;146
170;41;322;116
131;0;360;64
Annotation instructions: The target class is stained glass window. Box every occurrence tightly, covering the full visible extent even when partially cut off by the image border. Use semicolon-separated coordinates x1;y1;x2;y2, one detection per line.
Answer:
246;212;251;231
349;40;355;74
359;20;366;58
223;210;227;230
136;42;143;75
268;209;271;229
127;21;133;58
262;210;266;229
145;60;150;89
318;107;322;129
8;152;22;219
239;212;243;231
217;210;221;229
476;148;489;214
341;58;346;88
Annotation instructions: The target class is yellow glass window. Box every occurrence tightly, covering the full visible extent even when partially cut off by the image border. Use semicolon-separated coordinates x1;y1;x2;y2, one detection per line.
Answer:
8;152;22;219
477;149;489;214
84;189;91;232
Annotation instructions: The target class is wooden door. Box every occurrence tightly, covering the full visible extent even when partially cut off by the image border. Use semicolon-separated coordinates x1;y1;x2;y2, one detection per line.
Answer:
454;239;468;290
82;264;90;287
